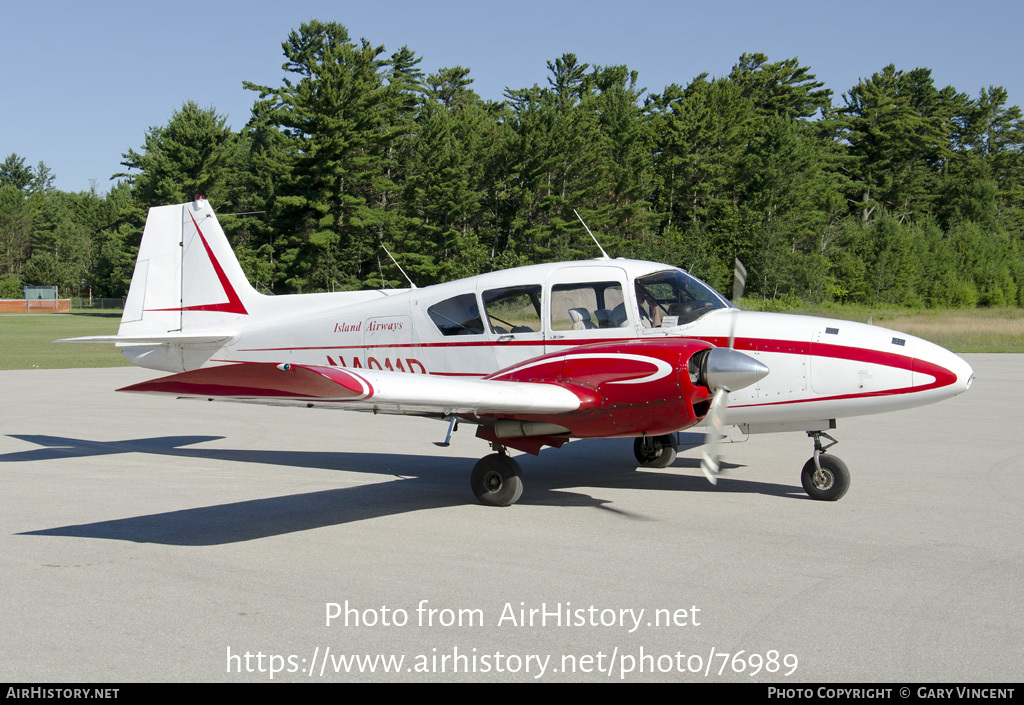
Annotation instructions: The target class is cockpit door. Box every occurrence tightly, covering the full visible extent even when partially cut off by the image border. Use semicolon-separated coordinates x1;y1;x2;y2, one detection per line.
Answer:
479;283;546;370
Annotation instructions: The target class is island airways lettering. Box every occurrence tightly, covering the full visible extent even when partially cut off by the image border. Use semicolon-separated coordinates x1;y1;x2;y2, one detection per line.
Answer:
366;320;404;333
325;354;427;374
333;320;405;334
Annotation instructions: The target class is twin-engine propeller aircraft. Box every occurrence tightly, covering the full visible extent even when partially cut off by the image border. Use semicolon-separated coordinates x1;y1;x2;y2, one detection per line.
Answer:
64;199;973;506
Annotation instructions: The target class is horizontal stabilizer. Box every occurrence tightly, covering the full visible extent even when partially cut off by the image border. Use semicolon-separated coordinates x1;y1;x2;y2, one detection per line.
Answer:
58;333;232;346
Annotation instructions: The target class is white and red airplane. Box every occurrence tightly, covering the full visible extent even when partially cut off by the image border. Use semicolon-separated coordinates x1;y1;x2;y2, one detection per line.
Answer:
65;198;973;506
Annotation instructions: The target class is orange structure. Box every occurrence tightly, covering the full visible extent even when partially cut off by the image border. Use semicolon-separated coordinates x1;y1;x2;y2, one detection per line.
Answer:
0;299;71;313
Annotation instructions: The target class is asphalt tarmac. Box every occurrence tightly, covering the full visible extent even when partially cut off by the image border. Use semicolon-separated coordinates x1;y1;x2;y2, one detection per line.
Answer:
1;354;1019;682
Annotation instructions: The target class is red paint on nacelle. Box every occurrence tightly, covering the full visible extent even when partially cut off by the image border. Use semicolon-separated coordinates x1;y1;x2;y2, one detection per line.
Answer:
478;339;715;452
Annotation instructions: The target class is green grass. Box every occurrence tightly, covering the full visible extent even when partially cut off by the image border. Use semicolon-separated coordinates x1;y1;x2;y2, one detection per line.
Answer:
860;308;1024;353
0;312;130;370
743;301;1024;353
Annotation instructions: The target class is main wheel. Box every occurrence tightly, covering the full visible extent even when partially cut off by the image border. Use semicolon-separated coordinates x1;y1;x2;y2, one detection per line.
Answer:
633;435;678;468
471;453;524;506
800;454;850;501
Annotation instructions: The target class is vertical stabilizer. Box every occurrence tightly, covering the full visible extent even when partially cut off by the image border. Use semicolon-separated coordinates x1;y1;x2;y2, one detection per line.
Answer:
118;199;260;338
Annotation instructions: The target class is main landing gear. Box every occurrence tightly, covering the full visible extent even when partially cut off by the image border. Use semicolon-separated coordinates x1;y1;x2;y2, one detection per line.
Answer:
633;434;678;469
471;448;524;507
801;431;850;501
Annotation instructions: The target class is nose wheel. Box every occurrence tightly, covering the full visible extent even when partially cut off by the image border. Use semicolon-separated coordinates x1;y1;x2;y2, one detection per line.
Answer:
801;431;850;501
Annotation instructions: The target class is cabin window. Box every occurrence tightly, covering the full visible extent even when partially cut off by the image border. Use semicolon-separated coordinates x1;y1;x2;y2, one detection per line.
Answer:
635;270;730;327
550;282;626;331
427;294;484;336
482;286;542;334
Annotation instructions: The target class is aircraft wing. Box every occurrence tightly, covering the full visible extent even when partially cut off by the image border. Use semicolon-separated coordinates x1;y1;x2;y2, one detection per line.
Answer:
118;362;584;416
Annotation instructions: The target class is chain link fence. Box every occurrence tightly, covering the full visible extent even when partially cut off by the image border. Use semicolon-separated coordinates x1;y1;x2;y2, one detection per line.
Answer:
71;297;126;311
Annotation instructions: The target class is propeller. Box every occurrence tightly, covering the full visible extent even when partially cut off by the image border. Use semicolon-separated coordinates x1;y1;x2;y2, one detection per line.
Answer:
700;389;728;482
700;258;757;485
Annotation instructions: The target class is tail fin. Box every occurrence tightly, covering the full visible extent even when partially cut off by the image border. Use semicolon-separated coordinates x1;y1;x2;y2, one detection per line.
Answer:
60;199;264;372
120;198;261;338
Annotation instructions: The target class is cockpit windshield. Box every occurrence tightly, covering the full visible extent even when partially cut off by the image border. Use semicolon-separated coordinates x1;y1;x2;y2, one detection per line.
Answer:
635;269;731;327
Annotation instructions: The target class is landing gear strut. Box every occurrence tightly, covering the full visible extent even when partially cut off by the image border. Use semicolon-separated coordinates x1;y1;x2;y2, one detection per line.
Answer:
800;431;850;501
471;449;524;506
633;434;678;468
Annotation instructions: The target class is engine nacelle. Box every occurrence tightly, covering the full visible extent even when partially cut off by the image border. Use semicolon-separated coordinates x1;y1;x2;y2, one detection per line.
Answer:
481;338;717;444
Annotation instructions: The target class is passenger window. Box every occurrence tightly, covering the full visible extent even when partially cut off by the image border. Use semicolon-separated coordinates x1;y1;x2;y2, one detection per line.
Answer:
427;294;484;336
550;282;626;331
482;286;542;334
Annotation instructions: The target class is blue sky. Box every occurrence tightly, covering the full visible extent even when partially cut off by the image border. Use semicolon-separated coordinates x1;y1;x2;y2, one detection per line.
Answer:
3;0;1022;193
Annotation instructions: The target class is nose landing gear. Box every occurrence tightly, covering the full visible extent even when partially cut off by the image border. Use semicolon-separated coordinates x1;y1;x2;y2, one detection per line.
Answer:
801;431;850;501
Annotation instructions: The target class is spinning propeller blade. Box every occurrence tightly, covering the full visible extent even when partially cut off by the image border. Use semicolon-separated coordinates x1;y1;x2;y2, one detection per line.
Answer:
700;388;727;484
732;257;747;306
700;258;756;484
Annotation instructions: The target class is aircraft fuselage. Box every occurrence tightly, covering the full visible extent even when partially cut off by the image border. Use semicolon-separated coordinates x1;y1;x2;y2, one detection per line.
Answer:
124;257;971;434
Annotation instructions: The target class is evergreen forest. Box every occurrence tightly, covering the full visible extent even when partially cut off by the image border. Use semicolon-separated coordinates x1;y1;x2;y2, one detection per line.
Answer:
3;20;1023;309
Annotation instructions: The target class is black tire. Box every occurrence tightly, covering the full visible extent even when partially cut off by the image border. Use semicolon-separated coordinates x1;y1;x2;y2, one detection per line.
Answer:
633;435;678;469
800;454;850;501
471;453;524;506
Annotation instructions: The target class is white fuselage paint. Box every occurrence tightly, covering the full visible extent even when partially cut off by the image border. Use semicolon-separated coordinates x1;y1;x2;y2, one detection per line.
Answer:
155;258;972;429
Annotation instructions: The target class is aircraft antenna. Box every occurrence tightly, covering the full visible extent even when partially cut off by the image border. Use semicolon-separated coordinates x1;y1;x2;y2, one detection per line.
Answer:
381;244;417;289
574;210;610;260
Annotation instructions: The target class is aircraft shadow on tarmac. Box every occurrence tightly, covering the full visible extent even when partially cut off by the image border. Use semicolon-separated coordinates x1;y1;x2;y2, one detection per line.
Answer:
8;432;803;546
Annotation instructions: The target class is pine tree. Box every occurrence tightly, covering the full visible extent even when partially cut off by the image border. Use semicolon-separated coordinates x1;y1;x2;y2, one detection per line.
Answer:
244;20;408;291
836;65;952;222
119;101;239;207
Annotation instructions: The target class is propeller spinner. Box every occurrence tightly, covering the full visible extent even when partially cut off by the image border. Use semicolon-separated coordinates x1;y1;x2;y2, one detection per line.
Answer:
693;346;769;394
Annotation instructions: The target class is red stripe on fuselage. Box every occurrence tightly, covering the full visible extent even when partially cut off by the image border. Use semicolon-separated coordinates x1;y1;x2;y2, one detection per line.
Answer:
223;335;961;404
711;338;958;408
237;339;556;352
